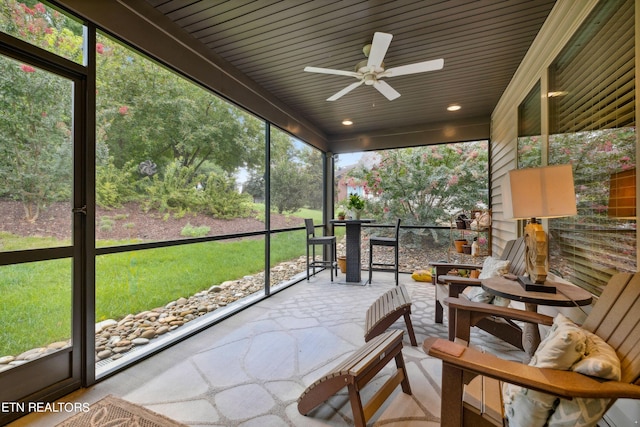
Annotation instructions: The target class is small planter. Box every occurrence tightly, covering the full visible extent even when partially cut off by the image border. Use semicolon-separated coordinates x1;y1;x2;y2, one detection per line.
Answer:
462;244;472;255
454;239;468;253
337;256;347;273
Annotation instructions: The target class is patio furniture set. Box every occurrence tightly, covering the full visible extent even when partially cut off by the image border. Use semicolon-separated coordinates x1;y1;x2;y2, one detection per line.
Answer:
300;223;640;427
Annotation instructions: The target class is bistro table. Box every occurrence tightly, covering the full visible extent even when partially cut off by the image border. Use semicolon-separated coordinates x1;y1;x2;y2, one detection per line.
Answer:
481;275;593;359
330;219;373;285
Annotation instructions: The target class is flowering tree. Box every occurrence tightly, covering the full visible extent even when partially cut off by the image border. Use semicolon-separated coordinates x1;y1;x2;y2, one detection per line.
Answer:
0;1;85;220
0;54;73;222
347;142;489;225
1;1;266;216
550;128;635;218
94;38;265;176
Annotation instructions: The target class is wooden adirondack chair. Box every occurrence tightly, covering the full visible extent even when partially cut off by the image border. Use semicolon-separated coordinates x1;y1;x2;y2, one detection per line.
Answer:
430;238;526;348
424;272;640;427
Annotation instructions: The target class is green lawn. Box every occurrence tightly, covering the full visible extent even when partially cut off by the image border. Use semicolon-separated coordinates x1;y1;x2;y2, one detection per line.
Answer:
0;209;339;356
1;233;307;355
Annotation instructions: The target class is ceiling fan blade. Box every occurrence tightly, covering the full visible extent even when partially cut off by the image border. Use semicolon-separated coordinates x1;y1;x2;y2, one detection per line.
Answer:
373;80;400;100
304;66;361;78
327;81;364;101
384;58;444;77
367;32;393;69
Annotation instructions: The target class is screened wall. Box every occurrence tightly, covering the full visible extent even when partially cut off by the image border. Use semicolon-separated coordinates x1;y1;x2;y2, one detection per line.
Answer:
0;1;331;419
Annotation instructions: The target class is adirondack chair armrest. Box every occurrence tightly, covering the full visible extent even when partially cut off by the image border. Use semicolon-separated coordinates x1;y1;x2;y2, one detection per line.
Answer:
430;261;481;273
444;297;555;326
424;337;640;400
439;275;482;287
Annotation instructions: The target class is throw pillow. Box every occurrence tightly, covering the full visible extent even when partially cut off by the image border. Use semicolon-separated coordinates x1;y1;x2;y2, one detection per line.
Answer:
572;331;621;380
530;313;587;370
411;269;432;282
463;286;493;303
546;397;612;427
502;384;559;427
546;329;621;427
478;256;511;280
503;314;588;427
462;256;511;304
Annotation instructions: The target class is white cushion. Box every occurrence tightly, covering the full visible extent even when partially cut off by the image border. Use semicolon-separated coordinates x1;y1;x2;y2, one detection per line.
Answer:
463;286;493;303
478;256;510;280
547;329;620;427
547;397;612;427
503;314;587;427
530;313;587;370
462;256;511;304
572;331;621;380
502;385;558;427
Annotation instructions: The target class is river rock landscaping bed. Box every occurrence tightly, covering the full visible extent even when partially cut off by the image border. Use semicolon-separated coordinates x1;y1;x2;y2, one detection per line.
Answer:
0;239;444;372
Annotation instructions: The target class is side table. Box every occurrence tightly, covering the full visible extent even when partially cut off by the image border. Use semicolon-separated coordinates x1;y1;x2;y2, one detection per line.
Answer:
481;276;592;358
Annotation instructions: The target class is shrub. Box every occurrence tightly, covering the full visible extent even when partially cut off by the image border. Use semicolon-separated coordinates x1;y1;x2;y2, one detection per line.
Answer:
96;159;137;208
180;223;210;237
99;216;114;231
201;173;252;219
142;159;204;214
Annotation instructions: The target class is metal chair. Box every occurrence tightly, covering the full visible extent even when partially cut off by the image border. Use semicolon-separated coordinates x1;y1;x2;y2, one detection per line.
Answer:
305;218;337;281
368;218;400;286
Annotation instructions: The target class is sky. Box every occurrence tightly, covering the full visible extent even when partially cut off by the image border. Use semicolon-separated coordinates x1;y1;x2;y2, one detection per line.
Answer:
335;152;363;167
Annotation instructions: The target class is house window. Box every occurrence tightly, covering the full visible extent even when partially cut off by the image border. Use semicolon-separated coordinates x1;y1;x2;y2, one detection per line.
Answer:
517;81;542;168
547;0;635;295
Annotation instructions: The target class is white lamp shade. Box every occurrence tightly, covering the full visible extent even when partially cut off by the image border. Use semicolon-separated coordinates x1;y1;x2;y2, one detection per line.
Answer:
502;164;577;220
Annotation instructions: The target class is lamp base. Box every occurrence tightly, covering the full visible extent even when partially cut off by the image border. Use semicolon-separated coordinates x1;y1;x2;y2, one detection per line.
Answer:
517;276;557;293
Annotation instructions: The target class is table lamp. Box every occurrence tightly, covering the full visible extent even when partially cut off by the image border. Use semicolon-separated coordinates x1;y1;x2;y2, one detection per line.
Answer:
608;168;636;219
502;164;577;292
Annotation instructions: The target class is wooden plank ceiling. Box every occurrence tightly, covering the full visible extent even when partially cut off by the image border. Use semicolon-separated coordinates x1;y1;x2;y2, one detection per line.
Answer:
144;0;556;143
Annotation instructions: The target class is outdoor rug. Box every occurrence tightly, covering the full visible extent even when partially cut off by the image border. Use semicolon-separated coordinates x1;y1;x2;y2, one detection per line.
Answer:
55;395;188;427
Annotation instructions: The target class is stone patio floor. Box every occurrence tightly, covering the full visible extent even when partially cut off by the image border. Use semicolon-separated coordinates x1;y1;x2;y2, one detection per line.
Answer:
9;270;526;427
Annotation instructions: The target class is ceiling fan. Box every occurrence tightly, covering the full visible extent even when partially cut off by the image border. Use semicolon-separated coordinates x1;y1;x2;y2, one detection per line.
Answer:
304;32;444;101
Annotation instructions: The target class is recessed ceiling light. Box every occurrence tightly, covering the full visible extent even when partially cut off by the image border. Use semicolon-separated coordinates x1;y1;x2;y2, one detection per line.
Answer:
342;119;353;126
447;104;461;111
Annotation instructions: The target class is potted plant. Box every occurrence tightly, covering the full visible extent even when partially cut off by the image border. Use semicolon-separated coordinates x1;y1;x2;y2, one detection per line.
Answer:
336;210;346;220
347;193;365;219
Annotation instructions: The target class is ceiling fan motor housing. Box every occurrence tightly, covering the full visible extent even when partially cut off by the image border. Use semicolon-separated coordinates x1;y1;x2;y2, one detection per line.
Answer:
363;74;377;85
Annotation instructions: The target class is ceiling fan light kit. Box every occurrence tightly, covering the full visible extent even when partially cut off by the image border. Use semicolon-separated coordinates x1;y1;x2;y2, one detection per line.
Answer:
304;32;444;101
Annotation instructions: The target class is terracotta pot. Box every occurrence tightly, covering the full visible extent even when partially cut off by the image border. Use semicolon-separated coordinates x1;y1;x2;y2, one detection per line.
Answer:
454;239;468;253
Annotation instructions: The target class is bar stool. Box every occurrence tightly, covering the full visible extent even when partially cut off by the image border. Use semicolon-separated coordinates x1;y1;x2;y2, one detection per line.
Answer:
305;219;337;281
368;218;401;286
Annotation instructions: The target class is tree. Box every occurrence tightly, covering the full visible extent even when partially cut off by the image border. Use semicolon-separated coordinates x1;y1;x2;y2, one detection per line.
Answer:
347;142;489;226
95;35;265;178
0;1;81;221
0;57;73;221
549;128;635;218
269;131;306;214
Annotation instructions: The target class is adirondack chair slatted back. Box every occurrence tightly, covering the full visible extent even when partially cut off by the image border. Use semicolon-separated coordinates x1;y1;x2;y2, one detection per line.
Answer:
582;273;640;384
498;237;526;277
